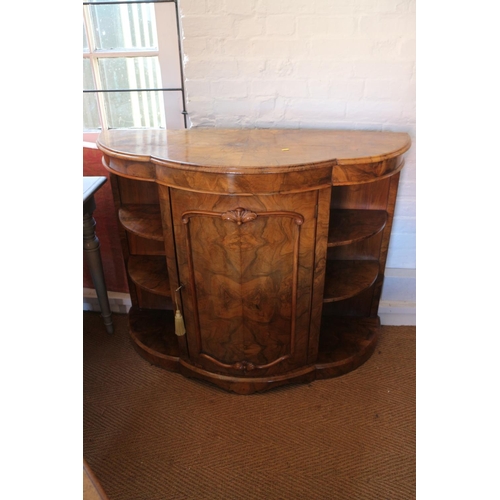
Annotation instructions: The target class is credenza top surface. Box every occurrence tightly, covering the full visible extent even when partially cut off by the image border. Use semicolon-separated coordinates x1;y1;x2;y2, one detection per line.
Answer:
97;128;411;170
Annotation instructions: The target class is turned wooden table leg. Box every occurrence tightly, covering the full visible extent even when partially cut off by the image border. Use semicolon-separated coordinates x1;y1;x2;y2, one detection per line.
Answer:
83;196;113;334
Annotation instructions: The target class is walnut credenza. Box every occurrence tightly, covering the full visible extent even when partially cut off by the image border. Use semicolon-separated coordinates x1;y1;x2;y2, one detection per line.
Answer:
97;128;411;394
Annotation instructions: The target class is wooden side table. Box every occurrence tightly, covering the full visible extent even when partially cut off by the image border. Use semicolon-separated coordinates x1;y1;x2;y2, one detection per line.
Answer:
83;176;113;334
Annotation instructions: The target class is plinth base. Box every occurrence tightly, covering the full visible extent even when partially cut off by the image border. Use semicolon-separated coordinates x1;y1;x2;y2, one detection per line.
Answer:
128;307;379;394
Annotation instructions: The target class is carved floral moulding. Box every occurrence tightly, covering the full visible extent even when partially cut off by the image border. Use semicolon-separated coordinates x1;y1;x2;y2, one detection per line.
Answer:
182;207;304;226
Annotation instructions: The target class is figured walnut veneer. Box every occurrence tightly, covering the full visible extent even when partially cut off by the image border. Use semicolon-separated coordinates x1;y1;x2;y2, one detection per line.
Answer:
127;255;171;297
98;128;411;394
119;205;164;241
323;260;380;302
327;209;387;246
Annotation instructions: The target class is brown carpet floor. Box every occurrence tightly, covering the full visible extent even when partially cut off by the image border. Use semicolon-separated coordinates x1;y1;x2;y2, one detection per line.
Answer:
83;311;415;500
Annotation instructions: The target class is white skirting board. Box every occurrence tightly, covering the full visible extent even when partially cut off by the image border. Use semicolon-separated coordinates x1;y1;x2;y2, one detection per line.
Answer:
83;288;132;315
378;267;416;325
83;269;416;326
379;301;416;326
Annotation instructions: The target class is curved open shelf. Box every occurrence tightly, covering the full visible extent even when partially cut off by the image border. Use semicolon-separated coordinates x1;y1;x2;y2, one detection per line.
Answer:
129;307;179;372
315;315;379;378
323;260;379;302
128;255;171;297
119;204;164;241
328;209;387;247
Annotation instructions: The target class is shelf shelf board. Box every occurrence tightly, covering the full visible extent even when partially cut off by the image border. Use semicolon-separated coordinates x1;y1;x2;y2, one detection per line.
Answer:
323;260;379;302
128;255;171;297
315;315;379;377
119;204;164;242
129;307;180;371
328;209;387;247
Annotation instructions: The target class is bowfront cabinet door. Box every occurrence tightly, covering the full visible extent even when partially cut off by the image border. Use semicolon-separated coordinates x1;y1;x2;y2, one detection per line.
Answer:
168;189;319;378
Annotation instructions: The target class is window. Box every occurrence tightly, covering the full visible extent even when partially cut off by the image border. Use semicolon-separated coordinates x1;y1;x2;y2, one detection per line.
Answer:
83;0;186;135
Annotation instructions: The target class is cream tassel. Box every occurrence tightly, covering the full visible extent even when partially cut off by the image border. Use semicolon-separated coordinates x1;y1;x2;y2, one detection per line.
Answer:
174;285;186;336
174;309;186;336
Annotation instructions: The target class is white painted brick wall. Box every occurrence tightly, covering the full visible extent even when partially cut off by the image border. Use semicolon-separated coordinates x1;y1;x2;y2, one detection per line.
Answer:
177;0;416;305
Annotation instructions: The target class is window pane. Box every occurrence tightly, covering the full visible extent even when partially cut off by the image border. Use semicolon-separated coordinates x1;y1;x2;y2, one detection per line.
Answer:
83;59;100;130
103;91;166;129
83;22;89;51
98;57;162;90
89;3;157;50
84;93;101;130
83;59;96;91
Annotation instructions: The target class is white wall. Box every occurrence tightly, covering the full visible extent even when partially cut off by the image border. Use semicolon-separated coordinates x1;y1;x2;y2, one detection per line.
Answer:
177;0;416;323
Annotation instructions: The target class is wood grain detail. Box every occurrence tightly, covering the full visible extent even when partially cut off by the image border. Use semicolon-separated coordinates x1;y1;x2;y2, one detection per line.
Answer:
128;255;171;297
119;204;163;241
328;209;387;247
182;208;304;226
98;128;411;171
323;260;379;302
178;359;316;395
332;157;403;185
155;164;334;195
126;233;165;256
129;307;180;372
307;187;331;363
315;315;379;377
100;129;410;190
182;206;304;373
200;352;291;373
104;156;156;180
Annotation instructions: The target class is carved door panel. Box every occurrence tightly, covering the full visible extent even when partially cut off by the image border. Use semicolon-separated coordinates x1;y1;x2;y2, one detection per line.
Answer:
169;189;319;377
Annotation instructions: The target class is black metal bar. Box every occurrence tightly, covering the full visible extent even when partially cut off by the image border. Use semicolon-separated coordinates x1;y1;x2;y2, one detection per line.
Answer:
83;88;182;93
174;0;188;128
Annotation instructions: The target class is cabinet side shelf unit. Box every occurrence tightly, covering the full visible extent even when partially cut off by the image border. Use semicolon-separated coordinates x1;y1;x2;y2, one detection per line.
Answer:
129;307;180;371
328;209;387;247
315;316;380;378
323;260;379;303
127;255;171;298
119;204;164;241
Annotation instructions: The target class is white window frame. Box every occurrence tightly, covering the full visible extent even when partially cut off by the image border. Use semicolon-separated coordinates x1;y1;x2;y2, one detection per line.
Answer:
83;0;186;142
